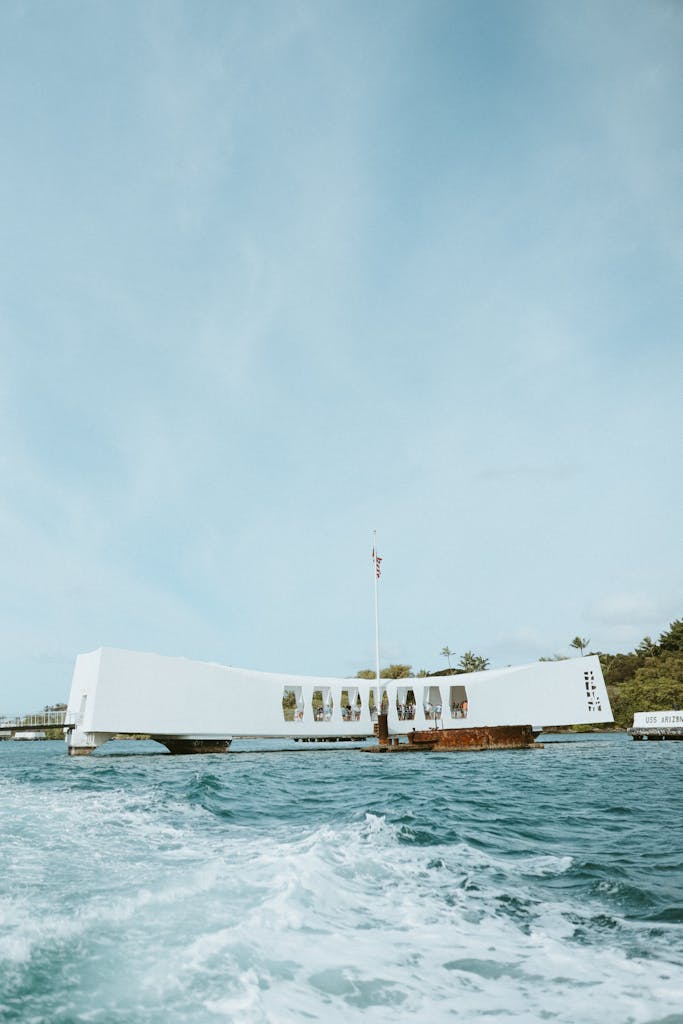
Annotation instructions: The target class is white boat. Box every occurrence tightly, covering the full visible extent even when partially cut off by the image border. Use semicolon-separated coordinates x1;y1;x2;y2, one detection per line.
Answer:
629;710;683;740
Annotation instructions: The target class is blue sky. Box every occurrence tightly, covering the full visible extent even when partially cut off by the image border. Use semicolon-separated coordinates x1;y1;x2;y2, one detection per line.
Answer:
1;0;681;710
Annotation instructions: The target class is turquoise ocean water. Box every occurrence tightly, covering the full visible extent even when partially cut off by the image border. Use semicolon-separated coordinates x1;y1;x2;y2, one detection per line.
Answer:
1;734;682;1023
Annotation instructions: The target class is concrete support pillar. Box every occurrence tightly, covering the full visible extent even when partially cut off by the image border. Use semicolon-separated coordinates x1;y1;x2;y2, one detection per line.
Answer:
65;729;113;756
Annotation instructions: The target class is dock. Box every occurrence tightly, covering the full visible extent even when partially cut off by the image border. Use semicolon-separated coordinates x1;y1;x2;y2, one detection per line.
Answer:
629;710;683;741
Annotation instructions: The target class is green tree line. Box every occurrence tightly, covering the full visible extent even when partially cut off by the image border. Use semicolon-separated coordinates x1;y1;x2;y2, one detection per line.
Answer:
598;618;683;728
355;651;490;680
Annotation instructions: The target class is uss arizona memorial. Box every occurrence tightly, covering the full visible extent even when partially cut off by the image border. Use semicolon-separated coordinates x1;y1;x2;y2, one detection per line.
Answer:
64;647;613;755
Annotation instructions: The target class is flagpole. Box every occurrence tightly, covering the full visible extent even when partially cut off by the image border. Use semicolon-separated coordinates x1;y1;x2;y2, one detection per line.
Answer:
373;529;381;714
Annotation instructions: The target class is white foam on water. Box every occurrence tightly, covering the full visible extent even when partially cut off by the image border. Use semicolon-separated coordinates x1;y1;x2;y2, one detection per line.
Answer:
2;764;683;1023
97;811;681;1024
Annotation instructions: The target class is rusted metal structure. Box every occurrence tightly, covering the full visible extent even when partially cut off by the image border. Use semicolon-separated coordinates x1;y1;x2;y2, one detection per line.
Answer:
366;716;538;752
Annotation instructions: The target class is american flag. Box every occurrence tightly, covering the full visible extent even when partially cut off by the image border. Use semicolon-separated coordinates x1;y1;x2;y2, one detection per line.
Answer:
372;548;382;579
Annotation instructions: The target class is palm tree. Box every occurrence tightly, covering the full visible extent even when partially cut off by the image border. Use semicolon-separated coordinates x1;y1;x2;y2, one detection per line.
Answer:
458;651;489;672
636;636;658;657
440;646;455;670
569;636;590;656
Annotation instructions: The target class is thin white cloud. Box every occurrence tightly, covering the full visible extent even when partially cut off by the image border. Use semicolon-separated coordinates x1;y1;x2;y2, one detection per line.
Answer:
0;1;680;707
588;593;660;628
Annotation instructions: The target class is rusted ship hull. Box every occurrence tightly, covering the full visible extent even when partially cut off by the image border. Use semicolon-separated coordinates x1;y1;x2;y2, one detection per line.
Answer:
370;723;540;752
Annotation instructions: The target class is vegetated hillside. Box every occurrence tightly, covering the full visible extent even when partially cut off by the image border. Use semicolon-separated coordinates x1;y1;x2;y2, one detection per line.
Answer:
599;618;683;729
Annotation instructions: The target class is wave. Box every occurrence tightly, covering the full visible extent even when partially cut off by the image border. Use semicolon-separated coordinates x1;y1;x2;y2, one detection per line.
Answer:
1;740;682;1022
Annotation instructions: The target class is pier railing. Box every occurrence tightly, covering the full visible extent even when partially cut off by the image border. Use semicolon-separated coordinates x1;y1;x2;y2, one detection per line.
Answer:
0;710;71;730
